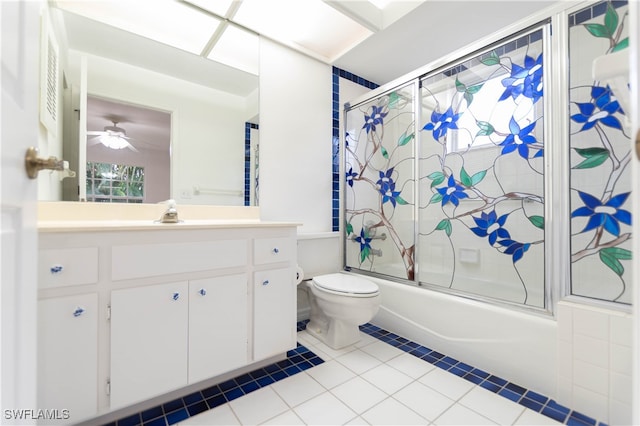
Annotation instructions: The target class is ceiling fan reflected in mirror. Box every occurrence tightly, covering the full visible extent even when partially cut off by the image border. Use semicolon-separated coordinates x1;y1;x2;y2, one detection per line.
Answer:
87;120;138;151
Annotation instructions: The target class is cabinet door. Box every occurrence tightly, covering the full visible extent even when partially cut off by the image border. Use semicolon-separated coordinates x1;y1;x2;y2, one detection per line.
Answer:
189;274;248;383
253;268;296;360
110;282;188;409
38;294;98;423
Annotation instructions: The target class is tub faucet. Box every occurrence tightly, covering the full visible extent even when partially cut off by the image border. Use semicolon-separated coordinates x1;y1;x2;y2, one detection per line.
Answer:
159;199;179;223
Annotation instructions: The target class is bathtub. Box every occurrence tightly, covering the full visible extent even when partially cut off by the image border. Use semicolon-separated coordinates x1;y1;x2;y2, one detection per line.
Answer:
358;272;558;399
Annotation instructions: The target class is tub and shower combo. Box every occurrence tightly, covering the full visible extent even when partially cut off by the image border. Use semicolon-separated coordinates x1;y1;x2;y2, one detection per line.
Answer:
337;2;634;423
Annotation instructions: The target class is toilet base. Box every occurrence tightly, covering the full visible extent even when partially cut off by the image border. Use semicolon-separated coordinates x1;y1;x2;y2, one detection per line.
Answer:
306;317;362;350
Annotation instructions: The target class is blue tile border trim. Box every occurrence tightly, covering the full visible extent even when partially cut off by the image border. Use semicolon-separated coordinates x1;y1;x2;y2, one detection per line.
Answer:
331;67;379;232
350;322;606;426
106;320;607;426
568;0;627;27
104;342;323;426
244;122;259;206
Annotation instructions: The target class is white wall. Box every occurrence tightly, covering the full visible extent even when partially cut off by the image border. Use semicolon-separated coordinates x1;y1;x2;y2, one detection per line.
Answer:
259;39;333;233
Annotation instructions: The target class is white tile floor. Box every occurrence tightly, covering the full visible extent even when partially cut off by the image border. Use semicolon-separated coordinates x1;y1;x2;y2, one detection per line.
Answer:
178;330;561;425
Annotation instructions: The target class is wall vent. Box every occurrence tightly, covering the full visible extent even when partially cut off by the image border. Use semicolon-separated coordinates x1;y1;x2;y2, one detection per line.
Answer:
40;11;59;136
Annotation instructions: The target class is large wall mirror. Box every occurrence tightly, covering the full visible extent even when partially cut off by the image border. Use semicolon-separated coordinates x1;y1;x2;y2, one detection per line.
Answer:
45;1;260;206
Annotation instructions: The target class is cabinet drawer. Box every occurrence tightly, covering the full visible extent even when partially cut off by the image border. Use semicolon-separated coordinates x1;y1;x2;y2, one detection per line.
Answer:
254;237;294;265
38;247;99;288
112;239;247;281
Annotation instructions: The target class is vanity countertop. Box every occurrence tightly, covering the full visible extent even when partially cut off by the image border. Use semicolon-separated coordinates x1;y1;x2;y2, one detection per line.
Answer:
38;219;300;232
37;202;299;232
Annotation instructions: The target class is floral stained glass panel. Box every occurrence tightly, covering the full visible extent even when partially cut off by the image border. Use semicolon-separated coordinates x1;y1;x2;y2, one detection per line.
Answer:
418;27;546;308
344;83;416;280
569;1;631;304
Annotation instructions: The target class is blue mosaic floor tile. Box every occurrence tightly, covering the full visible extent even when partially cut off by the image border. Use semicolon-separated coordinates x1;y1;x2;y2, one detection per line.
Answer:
165;408;188;425
117;413;141;426
142;416;166;426
182;391;203;406
205;394;226;410
141;407;163;422
186;401;208;417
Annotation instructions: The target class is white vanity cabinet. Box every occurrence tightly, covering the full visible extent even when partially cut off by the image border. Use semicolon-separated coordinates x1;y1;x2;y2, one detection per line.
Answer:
37;221;297;420
188;274;248;383
37;293;98;423
110;281;190;409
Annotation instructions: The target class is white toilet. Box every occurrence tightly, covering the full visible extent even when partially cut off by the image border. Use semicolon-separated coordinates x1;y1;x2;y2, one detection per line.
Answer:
304;273;381;349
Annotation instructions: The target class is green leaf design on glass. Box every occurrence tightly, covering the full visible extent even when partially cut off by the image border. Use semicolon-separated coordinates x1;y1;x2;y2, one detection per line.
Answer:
584;23;610;38
360;246;370;263
346;222;354;235
464;92;474;106
435;218;452;236
467;83;483;94
471;170;486;186
430;193;443;204
604;2;618;37
388;91;399;109
476;121;495;137
481;51;500;66
455;78;466;93
381;146;389;159
398;132;414;146
528;215;545;229
460;167;472;187
573;147;609;169
612;37;628;52
599;246;631;276
428;171;445;187
396;196;408;205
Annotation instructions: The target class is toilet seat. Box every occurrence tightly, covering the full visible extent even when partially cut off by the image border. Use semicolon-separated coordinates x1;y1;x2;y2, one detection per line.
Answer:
312;274;379;297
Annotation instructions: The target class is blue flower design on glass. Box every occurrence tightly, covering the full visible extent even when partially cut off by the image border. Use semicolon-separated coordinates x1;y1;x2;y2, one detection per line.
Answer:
346;167;358;187
363;105;388;133
497;240;531;263
354;228;372;261
499;117;542;159
377;168;402;207
571;86;624;131
437;175;469;207
499;54;543;103
571;191;631;236
423;107;461;141
470;210;511;245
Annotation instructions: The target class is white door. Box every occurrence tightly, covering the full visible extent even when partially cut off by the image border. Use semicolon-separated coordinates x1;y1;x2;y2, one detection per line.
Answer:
1;0;40;422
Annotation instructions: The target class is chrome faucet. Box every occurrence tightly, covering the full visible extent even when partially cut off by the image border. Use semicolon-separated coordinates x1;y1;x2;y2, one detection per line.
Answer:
159;199;179;223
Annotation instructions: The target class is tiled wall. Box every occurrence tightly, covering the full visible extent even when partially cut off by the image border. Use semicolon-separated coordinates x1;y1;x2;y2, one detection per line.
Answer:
556;301;633;424
244;122;258;206
332;67;378;231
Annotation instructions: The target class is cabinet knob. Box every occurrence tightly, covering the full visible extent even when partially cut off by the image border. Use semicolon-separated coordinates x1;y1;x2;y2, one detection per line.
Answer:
199;288;207;296
73;307;85;317
50;265;63;274
273;248;279;254
262;280;270;286
172;292;180;301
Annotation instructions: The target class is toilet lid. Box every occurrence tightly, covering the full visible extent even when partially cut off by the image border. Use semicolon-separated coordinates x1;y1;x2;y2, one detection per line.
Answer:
313;274;379;295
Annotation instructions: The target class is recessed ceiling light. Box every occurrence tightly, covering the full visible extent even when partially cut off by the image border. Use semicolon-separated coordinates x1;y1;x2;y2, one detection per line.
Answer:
233;0;372;61
57;0;221;55
207;25;260;75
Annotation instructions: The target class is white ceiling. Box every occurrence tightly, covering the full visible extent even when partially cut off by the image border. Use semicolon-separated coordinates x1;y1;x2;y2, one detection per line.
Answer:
55;0;561;152
54;0;563;92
